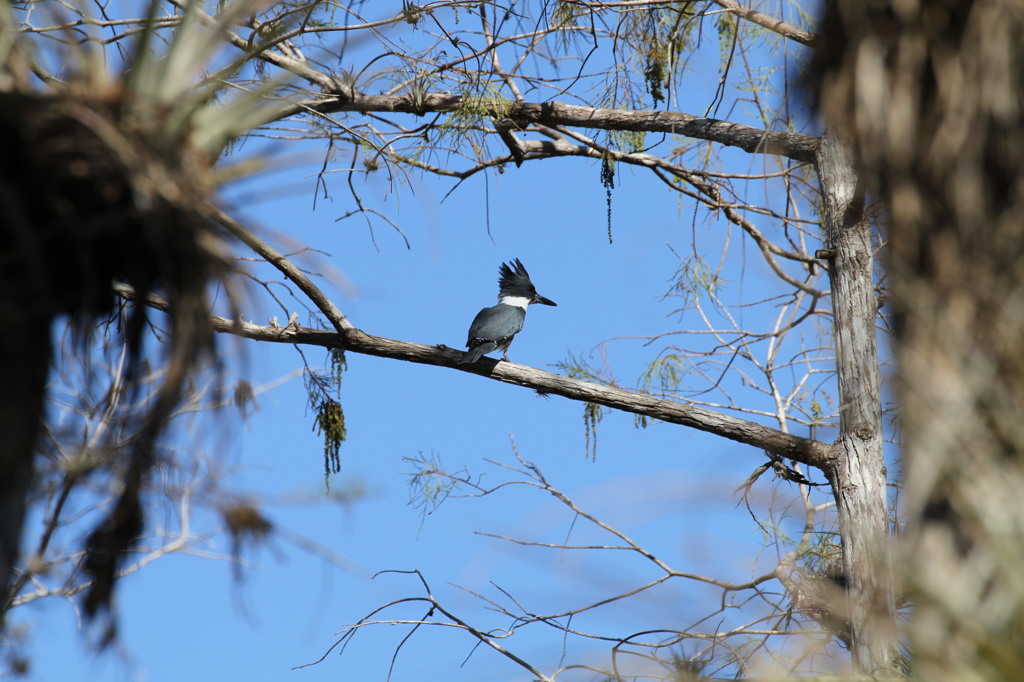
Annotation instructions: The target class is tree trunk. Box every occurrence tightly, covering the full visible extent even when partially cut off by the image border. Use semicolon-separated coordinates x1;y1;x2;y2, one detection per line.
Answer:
816;129;898;675
812;2;1024;677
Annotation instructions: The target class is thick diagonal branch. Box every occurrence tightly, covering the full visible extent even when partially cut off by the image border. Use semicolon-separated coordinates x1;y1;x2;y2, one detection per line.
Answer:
116;285;831;469
302;95;820;164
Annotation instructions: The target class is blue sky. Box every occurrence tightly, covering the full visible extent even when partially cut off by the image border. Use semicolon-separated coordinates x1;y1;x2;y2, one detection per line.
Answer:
18;154;835;681
9;5;850;681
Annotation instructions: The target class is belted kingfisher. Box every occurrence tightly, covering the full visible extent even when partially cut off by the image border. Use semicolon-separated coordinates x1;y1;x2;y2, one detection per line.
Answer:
457;258;557;364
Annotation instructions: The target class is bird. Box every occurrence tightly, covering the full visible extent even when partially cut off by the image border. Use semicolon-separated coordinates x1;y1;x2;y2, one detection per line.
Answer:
457;258;557;364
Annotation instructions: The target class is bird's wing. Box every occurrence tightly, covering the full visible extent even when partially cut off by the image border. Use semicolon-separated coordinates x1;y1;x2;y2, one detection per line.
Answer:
466;304;525;346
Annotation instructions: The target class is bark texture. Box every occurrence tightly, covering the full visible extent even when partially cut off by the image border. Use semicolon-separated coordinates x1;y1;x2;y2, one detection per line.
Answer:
816;130;897;675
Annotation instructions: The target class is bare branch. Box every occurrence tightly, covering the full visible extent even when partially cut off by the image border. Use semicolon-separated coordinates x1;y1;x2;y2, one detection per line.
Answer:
304;94;820;164
214;210;355;333
708;0;818;47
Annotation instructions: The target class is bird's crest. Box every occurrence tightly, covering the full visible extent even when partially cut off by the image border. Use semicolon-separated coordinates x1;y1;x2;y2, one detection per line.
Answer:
497;258;535;296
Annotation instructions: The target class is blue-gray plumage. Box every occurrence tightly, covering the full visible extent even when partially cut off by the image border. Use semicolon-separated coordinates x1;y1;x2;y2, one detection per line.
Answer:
458;259;556;364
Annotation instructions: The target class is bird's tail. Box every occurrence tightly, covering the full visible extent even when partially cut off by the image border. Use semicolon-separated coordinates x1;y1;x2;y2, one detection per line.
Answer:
457;342;495;364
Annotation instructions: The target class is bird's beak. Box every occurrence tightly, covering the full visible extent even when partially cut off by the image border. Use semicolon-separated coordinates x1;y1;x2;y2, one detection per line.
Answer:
534;294;557;306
